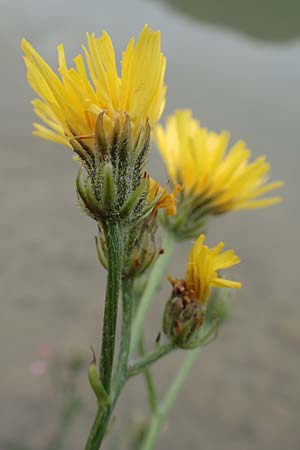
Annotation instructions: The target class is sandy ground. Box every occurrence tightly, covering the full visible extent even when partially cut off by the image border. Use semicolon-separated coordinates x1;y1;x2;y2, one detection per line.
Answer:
1;0;299;449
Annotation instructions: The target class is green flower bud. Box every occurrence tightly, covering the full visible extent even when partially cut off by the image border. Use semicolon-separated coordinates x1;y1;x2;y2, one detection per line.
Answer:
95;210;162;278
124;219;159;278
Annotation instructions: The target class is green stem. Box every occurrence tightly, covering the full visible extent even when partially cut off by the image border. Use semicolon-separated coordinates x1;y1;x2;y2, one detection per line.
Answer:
128;343;174;377
84;407;108;450
99;221;124;393
113;278;134;396
85;279;135;450
85;221;124;450
138;337;158;413
140;349;201;450
130;233;177;354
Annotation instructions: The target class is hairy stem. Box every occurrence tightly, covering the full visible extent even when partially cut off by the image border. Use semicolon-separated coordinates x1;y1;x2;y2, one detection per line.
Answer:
128;343;174;377
130;233;177;354
85;221;124;450
99;221;124;393
85;278;135;450
113;278;134;397
84;406;110;450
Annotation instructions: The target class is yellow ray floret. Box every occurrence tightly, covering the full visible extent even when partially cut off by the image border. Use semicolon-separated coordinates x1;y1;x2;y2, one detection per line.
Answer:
21;25;166;148
156;110;283;212
149;178;181;216
185;234;241;304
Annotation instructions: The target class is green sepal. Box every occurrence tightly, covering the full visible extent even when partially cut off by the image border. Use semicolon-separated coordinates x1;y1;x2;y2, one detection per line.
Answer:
103;163;116;210
117;112;132;157
115;114;132;205
76;167;104;219
76;169;96;219
95;112;108;163
76;166;87;203
85;177;105;218
176;218;207;241
109;113;121;165
132;121;151;190
70;138;94;170
119;177;149;219
119;112;132;153
160;189;212;241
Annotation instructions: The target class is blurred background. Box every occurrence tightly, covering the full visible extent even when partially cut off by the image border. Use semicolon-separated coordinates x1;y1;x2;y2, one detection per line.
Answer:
1;0;299;449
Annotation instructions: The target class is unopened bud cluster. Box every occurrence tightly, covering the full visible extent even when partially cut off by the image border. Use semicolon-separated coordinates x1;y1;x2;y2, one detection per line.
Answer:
123;213;161;278
95;212;162;278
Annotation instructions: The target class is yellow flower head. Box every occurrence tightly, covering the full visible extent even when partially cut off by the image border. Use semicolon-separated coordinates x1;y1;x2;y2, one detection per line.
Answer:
21;25;166;149
170;234;241;305
156;110;283;212
148;178;181;216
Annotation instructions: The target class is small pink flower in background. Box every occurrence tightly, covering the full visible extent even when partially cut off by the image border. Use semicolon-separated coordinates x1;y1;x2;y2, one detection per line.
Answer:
29;345;55;377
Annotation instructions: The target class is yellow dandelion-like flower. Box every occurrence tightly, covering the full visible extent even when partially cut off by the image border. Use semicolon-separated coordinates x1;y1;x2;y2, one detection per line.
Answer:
21;25;166;149
164;234;241;348
148;178;181;216
171;234;241;305
156;110;283;212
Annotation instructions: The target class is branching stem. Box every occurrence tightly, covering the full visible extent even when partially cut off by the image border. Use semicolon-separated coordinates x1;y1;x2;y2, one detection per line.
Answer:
130;233;177;354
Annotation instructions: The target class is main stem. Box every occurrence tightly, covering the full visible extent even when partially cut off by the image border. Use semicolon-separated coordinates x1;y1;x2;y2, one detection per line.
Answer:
84;406;111;450
113;278;134;395
130;232;177;354
140;349;201;450
99;221;124;393
85;221;124;450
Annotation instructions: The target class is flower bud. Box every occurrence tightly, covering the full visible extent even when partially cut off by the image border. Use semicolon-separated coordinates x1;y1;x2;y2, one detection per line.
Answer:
163;284;205;349
95;210;161;277
124;216;159;278
163;278;236;349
